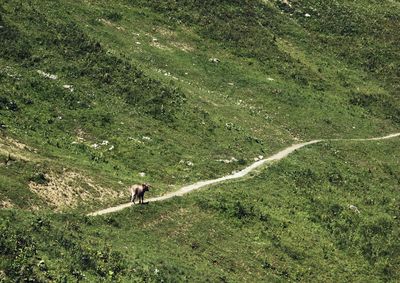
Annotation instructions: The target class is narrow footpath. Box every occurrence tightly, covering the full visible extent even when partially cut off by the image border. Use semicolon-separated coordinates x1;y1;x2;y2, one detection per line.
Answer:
88;133;400;216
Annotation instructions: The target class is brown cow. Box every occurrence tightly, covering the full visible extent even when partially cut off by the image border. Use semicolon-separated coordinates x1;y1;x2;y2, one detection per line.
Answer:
130;183;150;204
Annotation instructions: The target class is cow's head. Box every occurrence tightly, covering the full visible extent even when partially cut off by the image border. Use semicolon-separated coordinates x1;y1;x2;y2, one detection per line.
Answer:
142;183;151;191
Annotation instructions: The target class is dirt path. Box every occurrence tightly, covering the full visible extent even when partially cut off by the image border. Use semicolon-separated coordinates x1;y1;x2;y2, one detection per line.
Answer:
88;133;400;216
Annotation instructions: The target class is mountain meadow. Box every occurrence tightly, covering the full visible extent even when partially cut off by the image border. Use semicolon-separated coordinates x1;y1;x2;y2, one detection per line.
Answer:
0;0;399;281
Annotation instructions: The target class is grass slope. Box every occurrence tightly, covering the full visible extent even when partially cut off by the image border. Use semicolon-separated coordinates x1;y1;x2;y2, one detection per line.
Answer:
1;0;400;280
0;0;399;210
1;138;399;282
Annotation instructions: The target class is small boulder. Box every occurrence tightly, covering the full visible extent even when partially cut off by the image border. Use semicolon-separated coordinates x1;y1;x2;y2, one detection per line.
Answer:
349;205;360;214
209;58;220;64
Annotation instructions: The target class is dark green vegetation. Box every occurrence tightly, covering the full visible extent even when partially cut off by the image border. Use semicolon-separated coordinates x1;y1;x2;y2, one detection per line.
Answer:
1;139;399;282
1;0;400;281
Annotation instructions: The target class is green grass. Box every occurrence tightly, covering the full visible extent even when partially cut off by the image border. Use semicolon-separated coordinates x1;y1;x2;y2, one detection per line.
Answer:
1;0;400;280
1;0;399;210
1;138;399;282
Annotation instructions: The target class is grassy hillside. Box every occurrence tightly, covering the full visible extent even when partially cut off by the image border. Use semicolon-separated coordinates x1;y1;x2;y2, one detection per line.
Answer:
0;0;399;210
1;138;399;282
1;0;400;281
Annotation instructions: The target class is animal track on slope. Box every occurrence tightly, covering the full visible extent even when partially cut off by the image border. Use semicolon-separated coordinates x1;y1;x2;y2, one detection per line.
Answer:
88;132;400;216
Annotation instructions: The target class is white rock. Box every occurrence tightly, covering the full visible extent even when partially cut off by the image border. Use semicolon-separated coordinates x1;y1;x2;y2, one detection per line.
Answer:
139;172;146;177
108;145;114;151
305;13;311;17
92;143;99;148
37;70;57;80
63;85;74;92
142;136;151;141
282;0;292;7
186;161;194;166
349;205;360;214
209;58;220;63
101;140;109;145
267;77;275;81
258;155;264;160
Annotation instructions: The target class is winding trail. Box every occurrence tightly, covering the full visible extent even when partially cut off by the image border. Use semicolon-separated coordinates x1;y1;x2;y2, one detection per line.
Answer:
88;132;400;216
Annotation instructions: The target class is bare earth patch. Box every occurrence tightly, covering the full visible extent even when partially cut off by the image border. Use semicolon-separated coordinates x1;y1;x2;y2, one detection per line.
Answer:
171;41;194;52
29;170;124;211
0;136;39;162
0;198;14;209
150;40;172;51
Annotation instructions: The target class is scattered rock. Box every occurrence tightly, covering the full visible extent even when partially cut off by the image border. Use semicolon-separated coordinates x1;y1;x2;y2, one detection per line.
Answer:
37;70;57;80
349;205;360;214
281;0;292;7
209;58;220;64
108;145;114;151
267;77;275;81
305;13;311;17
128;137;143;143
139;172;146;177
217;157;238;164
142;136;151;141
63;84;74;92
101;140;109;146
179;160;194;166
0;198;14;208
253;155;264;161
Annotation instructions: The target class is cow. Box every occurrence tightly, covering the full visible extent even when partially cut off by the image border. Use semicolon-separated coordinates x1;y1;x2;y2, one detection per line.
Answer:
129;183;150;204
